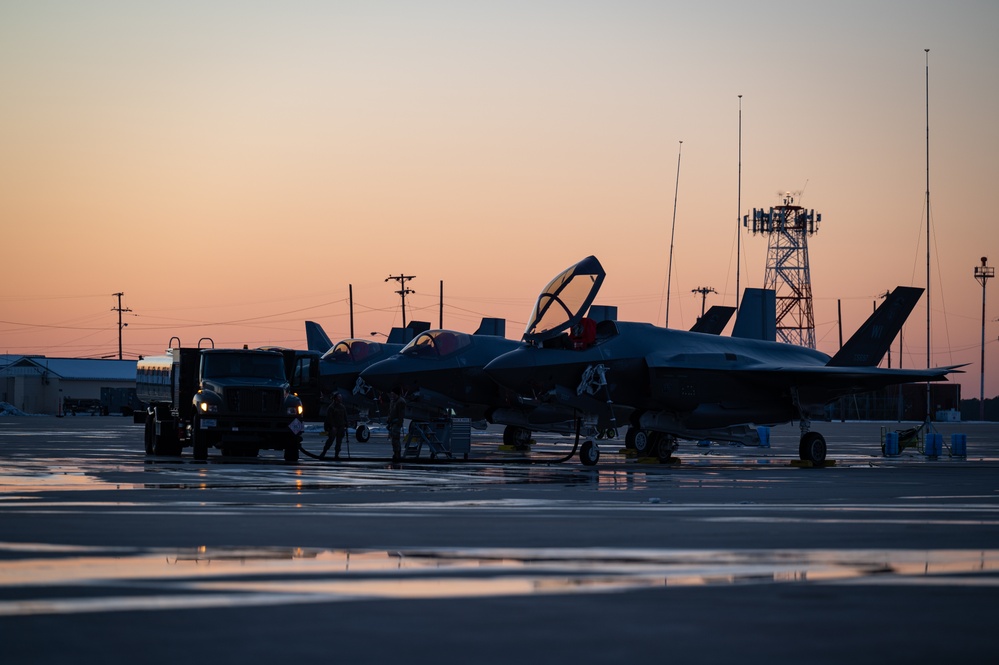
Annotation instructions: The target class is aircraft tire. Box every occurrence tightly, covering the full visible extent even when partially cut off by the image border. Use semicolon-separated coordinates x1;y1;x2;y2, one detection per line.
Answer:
656;434;677;462
503;425;532;450
799;432;827;464
355;424;370;443
632;429;653;457
580;440;599;466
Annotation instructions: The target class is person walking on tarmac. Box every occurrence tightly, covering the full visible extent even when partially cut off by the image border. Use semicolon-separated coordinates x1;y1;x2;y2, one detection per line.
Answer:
387;386;406;464
321;393;349;460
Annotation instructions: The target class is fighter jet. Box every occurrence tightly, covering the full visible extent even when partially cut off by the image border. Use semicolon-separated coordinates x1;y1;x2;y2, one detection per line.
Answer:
360;318;588;446
305;320;430;440
484;255;961;466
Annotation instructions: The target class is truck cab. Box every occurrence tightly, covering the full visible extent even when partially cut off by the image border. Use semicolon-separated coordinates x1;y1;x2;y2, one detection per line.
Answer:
137;340;304;461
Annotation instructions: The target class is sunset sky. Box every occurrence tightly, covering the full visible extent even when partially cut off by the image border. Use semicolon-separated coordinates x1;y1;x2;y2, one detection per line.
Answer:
2;1;998;399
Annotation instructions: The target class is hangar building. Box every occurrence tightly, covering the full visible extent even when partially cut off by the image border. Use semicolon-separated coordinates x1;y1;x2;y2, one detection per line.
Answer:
0;356;136;415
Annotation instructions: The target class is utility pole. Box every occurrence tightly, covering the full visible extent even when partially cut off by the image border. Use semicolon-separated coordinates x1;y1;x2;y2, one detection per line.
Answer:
691;286;716;318
385;274;416;327
111;292;131;360
974;257;994;421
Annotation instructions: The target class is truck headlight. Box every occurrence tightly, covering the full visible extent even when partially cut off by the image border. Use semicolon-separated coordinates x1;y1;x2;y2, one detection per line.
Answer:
288;404;304;416
194;391;220;414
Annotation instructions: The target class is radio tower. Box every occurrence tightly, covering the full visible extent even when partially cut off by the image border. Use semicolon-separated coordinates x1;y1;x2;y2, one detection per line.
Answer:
744;192;822;348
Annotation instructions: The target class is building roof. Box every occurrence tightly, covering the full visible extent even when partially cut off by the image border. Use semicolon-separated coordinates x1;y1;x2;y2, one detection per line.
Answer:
0;357;136;381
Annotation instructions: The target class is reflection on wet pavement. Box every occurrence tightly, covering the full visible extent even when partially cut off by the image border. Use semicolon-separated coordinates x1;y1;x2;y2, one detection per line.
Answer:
1;543;997;616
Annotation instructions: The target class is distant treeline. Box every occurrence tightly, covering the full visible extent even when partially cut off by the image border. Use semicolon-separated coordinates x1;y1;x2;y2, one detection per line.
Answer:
960;398;999;422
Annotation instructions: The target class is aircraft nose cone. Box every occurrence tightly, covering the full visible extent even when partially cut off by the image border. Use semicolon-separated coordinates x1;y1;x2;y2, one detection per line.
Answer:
360;358;402;392
484;349;536;391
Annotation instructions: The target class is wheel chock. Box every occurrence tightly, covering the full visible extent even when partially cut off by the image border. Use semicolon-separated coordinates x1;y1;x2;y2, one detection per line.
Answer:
790;459;837;468
635;456;681;465
497;445;530;453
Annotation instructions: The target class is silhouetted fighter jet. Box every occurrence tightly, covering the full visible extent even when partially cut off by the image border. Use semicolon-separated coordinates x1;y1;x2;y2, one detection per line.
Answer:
485;256;961;466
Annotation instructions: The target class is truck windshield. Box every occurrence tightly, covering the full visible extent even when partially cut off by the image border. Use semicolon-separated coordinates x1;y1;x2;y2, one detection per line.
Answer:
202;353;287;380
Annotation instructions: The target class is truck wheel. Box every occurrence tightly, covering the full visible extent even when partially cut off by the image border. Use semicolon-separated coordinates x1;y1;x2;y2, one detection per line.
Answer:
284;440;300;462
191;420;208;461
143;415;154;455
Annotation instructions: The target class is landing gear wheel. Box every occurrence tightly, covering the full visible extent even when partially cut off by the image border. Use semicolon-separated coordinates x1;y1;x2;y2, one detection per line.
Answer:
503;425;532;449
656;434;677;463
355;424;370;443
631;429;653;456
799;431;827;464
580;440;599;466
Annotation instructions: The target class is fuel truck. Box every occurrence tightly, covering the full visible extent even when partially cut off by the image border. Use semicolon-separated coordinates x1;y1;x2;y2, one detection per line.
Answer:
136;338;304;461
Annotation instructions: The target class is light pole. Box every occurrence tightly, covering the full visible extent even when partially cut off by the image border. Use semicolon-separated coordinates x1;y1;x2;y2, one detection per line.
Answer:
974;257;994;421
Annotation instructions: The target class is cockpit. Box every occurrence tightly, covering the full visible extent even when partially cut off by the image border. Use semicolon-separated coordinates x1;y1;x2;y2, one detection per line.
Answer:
321;339;381;363
523;255;606;347
401;330;472;358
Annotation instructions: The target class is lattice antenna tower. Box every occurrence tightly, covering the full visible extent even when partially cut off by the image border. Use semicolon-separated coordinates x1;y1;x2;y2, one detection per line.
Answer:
744;192;822;348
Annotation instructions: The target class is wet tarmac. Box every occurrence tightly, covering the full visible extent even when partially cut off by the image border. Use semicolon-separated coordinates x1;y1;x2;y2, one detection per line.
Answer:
2;416;999;663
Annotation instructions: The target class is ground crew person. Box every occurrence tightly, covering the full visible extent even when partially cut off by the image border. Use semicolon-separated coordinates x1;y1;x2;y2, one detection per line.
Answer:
321;393;348;460
387;386;406;464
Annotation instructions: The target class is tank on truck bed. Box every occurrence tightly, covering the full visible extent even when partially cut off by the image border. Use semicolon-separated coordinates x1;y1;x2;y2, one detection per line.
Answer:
136;337;304;461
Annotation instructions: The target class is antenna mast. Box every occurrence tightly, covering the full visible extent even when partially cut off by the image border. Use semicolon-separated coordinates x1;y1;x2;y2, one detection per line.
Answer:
745;192;822;348
925;48;932;423
737;94;743;316
665;140;682;328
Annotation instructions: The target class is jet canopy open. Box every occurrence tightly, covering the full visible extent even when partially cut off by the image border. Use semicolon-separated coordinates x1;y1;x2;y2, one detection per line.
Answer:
523;255;605;344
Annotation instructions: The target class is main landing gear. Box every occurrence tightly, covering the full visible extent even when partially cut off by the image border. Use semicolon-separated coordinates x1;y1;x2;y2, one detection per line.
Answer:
502;425;533;450
625;427;678;463
796;410;827;464
798;430;827;465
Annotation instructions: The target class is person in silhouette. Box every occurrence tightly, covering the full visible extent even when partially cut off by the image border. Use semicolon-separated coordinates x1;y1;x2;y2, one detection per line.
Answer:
321;393;348;460
387;386;406;464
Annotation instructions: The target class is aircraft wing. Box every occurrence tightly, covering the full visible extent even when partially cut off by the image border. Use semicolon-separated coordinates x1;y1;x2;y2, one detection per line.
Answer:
647;350;960;391
732;364;961;390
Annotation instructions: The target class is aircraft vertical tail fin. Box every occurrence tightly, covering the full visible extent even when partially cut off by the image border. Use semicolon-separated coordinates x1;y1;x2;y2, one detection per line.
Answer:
305;321;334;353
827;286;923;367
690;306;735;335
474;318;507;336
731;289;776;341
